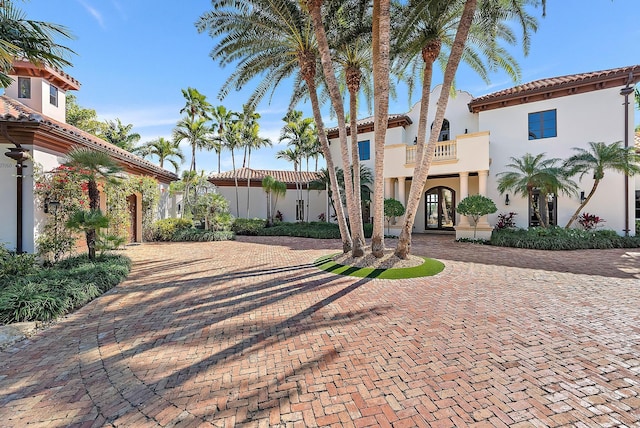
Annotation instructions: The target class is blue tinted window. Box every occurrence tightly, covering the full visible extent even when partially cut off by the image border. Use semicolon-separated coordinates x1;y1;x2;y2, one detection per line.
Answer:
358;140;370;160
528;109;557;140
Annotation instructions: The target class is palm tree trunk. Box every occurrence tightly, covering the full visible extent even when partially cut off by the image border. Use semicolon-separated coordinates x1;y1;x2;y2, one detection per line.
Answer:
231;149;239;217
217;150;221;174
565;180;599;228
304;76;352;253
349;85;365;257
395;0;478;259
191;141;196;172
246;147;252;218
371;0;391;258
307;0;359;253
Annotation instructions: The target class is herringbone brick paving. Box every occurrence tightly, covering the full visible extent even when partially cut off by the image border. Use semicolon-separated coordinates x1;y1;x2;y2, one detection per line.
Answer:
1;235;639;427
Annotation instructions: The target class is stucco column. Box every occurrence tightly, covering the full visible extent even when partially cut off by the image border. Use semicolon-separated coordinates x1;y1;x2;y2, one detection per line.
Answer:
477;170;490;227
385;178;394;199
458;172;470;226
397;177;406;206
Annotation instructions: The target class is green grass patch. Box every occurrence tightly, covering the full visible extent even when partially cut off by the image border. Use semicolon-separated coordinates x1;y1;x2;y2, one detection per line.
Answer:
314;254;444;279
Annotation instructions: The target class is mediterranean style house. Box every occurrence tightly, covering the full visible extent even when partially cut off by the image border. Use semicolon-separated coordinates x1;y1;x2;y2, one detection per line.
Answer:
0;60;178;253
209;168;327;223
328;65;640;237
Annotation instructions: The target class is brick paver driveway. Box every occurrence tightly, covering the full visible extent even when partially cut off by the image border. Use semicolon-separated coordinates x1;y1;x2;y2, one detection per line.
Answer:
2;235;640;427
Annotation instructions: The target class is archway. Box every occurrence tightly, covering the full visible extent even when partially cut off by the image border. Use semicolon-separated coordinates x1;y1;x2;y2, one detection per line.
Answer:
425;186;455;230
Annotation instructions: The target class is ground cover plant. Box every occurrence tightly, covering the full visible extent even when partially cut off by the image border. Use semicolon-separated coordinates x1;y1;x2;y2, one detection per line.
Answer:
490;226;640;250
314;254;444;279
0;249;131;324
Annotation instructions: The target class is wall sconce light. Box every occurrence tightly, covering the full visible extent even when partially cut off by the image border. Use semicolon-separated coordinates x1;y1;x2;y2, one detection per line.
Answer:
44;196;61;214
413;136;417;145
505;194;510;205
580;191;586;202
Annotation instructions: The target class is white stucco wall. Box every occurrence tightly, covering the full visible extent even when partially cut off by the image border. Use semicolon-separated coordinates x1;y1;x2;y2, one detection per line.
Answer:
216;185;328;223
480;86;635;234
5;77;67;123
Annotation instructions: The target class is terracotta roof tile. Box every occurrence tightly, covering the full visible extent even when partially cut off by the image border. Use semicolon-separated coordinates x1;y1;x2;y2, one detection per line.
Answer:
0;96;177;182
209;168;320;184
469;65;640;112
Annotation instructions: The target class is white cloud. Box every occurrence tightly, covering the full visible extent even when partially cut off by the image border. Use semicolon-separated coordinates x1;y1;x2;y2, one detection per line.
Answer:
76;0;105;29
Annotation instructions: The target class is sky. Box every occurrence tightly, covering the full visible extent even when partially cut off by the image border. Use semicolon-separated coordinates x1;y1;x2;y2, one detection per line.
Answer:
12;0;640;175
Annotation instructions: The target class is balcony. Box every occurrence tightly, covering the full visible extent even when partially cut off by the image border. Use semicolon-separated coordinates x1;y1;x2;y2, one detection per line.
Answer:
405;140;457;164
383;131;490;178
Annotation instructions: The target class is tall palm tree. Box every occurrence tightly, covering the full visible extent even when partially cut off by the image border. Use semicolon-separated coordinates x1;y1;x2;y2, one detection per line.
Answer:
134;137;185;172
180;87;212;120
210;105;235;173
173;116;211;173
394;0;539;258
497;153;577;228
306;0;369;257
276;146;303;220
239;104;272;217
100;118;141;152
197;0;353;252
0;1;74;87
64;148;122;260
563;141;640;228
221;119;245;217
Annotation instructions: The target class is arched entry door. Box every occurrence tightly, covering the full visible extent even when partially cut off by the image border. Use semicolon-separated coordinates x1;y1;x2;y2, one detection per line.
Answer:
425;187;455;230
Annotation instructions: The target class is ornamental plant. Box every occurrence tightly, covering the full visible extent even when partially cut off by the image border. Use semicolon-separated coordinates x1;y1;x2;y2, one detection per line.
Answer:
384;198;405;234
577;212;605;231
457;195;498;238
495;212;517;230
34;164;90;263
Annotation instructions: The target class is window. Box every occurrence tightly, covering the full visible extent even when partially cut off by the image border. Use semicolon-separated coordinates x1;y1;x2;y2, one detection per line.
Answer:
358;140;370;161
431;118;450;141
296;199;304;221
18;77;30;98
49;84;58;106
528;109;557;140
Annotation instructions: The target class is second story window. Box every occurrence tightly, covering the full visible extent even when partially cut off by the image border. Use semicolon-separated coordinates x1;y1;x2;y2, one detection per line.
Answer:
18;77;31;98
528;109;557;140
358;140;370;161
49;84;59;107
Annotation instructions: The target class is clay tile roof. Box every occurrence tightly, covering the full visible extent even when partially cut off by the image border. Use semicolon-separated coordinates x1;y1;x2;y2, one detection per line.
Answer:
11;59;81;91
469;65;640;112
209;168;320;185
0;96;177;182
326;114;412;138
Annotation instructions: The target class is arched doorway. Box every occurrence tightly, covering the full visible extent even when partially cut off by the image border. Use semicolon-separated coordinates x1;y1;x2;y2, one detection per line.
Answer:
425;187;455;230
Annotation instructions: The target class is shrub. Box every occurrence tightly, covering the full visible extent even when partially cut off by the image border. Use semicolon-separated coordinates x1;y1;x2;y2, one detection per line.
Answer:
172;229;234;242
457;195;497;238
232;218;267;235
150;218;193;241
495;212;517;230
0;254;131;323
0;250;38;280
490;227;640;250
577;213;605;230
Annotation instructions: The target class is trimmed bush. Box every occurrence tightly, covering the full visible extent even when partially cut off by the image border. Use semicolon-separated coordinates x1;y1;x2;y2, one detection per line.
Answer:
490;227;640;250
0;254;131;323
149;218;194;241
232;218;267;235
172;229;235;242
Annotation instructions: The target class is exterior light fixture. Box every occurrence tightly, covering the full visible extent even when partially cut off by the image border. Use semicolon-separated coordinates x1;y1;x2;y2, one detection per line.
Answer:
505;194;510;205
580;191;586;202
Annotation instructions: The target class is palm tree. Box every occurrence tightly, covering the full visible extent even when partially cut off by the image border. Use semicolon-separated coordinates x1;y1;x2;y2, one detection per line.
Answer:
100;119;141;152
210;105;235;174
276;146;303;220
563;141;640;228
197;0;353;253
394;0;539;259
63;148;122;260
173;116;211;173
239;104;272;217
180;87;212;120
262;176;287;226
0;1;74;87
221;119;245;217
497;153;577;228
134;137;185;172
